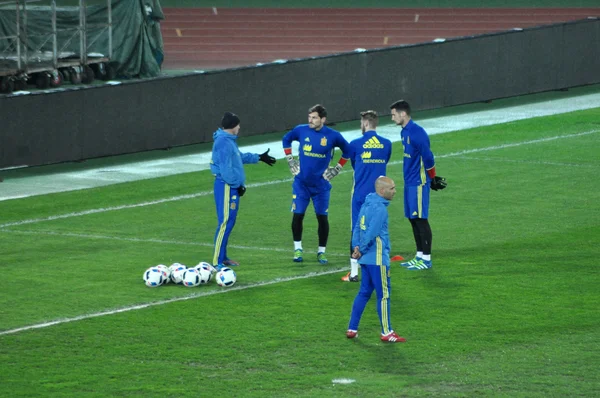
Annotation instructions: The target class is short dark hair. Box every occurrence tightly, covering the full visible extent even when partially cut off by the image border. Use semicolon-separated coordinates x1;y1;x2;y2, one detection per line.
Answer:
360;110;378;128
309;104;327;118
389;100;411;115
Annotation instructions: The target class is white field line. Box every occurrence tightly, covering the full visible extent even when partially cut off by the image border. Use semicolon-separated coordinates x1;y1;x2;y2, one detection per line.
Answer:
0;130;597;231
0;267;347;336
0;177;292;229
456;156;600;168
0;229;348;257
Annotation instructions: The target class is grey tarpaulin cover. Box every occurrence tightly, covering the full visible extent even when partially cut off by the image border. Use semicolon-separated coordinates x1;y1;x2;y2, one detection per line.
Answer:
0;0;164;78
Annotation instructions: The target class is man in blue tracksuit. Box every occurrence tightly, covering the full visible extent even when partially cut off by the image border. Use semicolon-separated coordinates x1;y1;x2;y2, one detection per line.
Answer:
342;110;392;282
282;104;350;264
210;112;276;268
346;176;406;343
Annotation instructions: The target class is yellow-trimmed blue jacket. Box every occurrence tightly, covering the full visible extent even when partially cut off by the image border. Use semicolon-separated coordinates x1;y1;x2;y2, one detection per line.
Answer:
351;192;391;266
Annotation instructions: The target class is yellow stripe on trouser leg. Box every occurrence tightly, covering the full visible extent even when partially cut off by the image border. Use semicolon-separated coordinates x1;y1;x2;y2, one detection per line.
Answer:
417;184;423;218
380;263;391;335
376;237;391;335
213;184;230;265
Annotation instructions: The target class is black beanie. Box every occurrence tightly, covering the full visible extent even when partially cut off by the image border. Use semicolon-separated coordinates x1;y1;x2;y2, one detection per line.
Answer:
221;112;240;129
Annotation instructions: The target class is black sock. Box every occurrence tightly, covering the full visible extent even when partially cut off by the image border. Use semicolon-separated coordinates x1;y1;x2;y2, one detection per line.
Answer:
292;213;305;242
316;214;329;247
415;218;432;255
409;218;423;252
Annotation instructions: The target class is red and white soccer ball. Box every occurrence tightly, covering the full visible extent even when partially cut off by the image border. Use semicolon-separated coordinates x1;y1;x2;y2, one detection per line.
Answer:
216;267;236;287
181;267;201;287
143;266;165;287
194;262;213;284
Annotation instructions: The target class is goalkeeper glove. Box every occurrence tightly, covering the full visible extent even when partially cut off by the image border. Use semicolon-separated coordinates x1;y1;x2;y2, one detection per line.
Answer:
259;148;276;166
286;155;300;176
237;185;246;197
430;176;447;191
323;164;343;181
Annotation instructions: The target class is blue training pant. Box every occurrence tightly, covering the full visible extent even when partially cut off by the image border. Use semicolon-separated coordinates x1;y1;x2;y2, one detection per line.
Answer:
348;263;393;335
291;179;331;215
213;178;240;265
404;183;430;219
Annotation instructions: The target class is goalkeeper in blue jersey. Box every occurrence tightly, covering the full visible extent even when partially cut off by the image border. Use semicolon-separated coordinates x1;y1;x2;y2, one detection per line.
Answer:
282;104;350;264
341;110;392;282
210;112;276;269
390;100;446;270
346;176;406;343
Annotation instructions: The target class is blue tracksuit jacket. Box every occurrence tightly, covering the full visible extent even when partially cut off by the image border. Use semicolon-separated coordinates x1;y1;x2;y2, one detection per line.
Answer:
210;128;258;187
351;192;391;266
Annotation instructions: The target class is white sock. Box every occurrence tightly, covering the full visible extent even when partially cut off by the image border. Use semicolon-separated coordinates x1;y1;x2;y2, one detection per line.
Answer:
294;241;302;250
350;258;359;277
416;251;424;259
422;254;431;261
318;246;326;253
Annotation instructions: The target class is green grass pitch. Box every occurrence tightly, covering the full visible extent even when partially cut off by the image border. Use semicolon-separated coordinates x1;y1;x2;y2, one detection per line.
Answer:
1;107;599;397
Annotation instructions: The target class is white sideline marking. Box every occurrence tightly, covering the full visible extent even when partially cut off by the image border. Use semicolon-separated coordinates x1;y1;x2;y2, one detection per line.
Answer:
0;267;346;336
0;229;348;257
332;379;356;385
1;130;596;229
458;156;599;168
414;14;419;22
0;177;292;229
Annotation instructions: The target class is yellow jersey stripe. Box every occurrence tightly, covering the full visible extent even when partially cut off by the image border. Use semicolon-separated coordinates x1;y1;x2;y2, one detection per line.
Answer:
420;158;426;185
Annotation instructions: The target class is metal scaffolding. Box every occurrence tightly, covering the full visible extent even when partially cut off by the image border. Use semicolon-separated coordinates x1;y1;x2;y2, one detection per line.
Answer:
0;0;114;93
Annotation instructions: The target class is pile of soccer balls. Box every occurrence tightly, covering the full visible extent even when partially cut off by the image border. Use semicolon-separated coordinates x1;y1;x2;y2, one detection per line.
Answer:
143;262;237;288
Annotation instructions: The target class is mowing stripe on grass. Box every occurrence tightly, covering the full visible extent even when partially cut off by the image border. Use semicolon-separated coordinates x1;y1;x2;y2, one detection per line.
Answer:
0;228;348;257
1;129;597;230
0;267;347;336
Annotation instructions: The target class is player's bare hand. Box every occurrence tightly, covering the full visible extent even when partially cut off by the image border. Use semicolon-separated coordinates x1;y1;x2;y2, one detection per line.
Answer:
352;246;361;259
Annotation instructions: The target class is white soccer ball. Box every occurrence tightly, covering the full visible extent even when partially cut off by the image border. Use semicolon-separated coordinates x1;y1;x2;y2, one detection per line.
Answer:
216;267;236;287
195;261;216;274
181;268;201;287
169;262;184;273
194;263;213;284
156;264;170;284
170;264;187;284
143;267;164;287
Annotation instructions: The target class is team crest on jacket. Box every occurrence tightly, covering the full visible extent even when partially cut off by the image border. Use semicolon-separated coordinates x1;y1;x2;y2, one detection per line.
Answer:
230;203;236;210
320;137;327;146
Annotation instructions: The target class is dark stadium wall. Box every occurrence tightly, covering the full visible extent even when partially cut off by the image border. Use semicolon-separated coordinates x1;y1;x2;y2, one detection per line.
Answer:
1;18;599;169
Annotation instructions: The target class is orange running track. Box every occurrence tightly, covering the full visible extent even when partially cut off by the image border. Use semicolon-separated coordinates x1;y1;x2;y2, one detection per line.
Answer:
160;8;600;70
